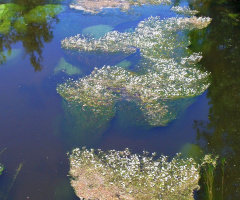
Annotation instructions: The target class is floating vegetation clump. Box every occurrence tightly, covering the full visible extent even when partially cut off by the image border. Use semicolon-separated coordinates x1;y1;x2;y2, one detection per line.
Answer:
59;64;208;126
61;16;211;54
170;6;199;15
69;148;217;199
70;0;172;13
58;15;211;126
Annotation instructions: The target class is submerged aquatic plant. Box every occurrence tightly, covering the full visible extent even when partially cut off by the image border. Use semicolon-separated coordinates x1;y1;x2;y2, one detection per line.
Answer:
58;15;211;126
117;59;132;69
70;0;172;14
0;164;4;175
0;148;6;176
54;58;82;76
60;100;115;147
69;148;217;199
82;24;113;39
0;162;24;200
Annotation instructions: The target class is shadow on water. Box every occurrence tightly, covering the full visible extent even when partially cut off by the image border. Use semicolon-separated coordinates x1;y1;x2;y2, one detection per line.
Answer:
189;0;240;199
0;0;63;71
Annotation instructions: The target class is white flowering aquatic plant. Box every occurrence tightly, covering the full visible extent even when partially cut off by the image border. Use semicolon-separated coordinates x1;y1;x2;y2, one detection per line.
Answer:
70;0;172;14
69;147;203;199
61;16;211;55
170;6;199;15
58;15;211;126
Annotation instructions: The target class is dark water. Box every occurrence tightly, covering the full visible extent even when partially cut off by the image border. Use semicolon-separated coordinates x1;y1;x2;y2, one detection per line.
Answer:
189;1;240;199
0;0;239;199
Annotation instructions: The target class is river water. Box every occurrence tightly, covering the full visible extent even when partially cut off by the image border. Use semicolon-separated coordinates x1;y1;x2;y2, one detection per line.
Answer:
0;0;239;199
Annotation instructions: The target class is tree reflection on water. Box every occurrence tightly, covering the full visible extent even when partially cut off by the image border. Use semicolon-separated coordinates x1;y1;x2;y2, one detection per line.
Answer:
190;0;240;199
0;1;63;71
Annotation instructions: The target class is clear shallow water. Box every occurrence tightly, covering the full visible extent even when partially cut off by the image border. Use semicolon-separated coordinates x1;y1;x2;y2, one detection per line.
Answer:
0;0;239;199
